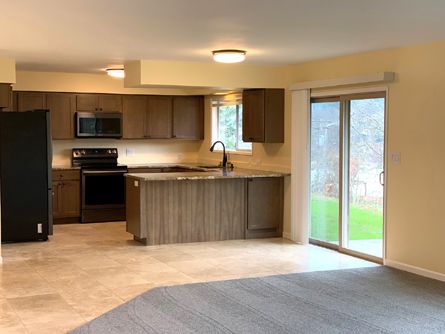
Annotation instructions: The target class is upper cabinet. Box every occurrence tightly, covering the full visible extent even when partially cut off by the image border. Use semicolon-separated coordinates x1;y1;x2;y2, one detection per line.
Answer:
122;95;147;139
17;91;46;111
46;93;75;140
242;88;284;143
10;91;205;141
146;95;173;139
0;84;12;110
76;94;122;112
172;96;204;140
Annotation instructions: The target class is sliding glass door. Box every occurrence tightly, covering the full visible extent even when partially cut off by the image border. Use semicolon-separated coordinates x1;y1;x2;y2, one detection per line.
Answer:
310;93;386;261
310;99;341;245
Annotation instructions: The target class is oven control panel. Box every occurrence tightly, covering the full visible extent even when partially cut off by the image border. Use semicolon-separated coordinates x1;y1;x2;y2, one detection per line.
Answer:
72;148;119;167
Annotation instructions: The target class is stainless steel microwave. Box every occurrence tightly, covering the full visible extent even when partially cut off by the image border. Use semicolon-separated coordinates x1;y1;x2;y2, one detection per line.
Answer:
76;112;122;138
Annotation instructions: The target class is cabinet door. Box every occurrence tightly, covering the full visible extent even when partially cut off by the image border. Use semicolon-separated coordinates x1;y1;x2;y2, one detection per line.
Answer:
172;96;204;139
146;95;172;139
76;94;99;111
247;177;283;237
59;180;80;217
0;84;11;109
47;93;75;139
52;182;61;218
99;95;122;112
122;95;146;139
242;89;265;142
17;92;46;111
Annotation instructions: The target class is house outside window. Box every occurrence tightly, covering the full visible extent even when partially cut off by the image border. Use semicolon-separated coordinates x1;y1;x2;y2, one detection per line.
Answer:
212;93;252;154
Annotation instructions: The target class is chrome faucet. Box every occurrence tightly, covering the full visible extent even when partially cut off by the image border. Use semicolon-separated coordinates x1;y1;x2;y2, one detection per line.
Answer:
209;141;227;168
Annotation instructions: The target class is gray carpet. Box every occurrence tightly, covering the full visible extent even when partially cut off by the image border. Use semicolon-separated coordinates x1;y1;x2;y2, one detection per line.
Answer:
69;267;445;334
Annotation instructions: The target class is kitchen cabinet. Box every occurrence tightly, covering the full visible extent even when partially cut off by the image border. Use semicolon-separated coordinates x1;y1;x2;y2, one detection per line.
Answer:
242;88;284;143
172;96;204;139
146;95;173;139
17;91;46;111
52;169;80;223
246;177;283;238
46;93;75;139
0;84;12;109
122;95;147;139
12;90;205;141
76;94;122;112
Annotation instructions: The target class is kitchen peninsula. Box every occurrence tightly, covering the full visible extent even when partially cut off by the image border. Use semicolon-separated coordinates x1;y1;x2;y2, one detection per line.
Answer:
125;166;287;245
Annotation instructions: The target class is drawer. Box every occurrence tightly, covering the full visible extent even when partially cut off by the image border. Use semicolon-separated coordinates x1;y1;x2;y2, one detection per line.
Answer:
52;169;80;181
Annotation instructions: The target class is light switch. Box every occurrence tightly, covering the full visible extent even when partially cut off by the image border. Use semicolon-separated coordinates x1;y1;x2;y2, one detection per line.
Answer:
391;152;401;164
134;180;139;187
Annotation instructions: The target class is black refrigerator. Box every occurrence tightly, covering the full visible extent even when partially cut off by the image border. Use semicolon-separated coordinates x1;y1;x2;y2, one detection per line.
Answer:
0;110;52;242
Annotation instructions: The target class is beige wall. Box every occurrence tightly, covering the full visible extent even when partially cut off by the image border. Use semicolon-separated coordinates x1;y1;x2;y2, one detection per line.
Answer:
286;40;445;275
0;58;16;83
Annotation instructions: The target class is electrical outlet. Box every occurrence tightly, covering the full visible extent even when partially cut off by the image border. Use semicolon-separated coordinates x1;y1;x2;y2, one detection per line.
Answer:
126;148;136;156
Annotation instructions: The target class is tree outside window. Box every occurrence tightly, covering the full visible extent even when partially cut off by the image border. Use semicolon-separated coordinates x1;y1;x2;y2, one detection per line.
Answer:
213;96;252;153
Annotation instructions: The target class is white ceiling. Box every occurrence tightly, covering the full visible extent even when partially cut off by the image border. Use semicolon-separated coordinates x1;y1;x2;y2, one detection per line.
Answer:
2;0;445;73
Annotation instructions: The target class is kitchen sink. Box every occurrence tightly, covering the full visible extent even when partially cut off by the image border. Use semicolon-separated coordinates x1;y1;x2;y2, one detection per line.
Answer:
197;165;221;169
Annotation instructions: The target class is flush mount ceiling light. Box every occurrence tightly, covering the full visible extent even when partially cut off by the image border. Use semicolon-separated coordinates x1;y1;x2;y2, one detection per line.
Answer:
106;68;125;78
212;49;246;63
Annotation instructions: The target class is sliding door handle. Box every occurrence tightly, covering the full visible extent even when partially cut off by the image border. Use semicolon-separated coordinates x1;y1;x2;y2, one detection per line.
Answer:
379;171;384;186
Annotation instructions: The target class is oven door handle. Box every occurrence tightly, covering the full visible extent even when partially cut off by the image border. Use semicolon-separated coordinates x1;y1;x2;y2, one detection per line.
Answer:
82;170;127;175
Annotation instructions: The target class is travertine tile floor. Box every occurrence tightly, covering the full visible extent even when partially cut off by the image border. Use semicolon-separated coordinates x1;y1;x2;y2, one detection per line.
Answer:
0;222;378;333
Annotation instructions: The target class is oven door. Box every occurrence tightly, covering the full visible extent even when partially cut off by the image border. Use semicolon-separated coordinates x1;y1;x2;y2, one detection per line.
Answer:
81;168;127;223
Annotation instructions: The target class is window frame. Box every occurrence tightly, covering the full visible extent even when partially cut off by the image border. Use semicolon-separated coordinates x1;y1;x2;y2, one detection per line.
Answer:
212;94;252;155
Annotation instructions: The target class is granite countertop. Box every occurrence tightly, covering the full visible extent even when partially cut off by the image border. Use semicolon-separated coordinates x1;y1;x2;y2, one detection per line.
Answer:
127;163;213;170
52;165;81;171
125;167;289;181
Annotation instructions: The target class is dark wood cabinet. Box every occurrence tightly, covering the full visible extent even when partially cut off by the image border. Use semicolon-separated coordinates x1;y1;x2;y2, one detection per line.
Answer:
146;95;173;139
173;96;204;139
52;170;80;222
17;92;46;111
46;93;75;139
122;95;147;139
242;88;284;143
246;177;283;238
0;84;12;109
11;91;205;141
76;94;122;112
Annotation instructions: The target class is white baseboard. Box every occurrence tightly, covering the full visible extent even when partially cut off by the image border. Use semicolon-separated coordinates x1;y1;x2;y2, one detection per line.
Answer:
385;259;445;282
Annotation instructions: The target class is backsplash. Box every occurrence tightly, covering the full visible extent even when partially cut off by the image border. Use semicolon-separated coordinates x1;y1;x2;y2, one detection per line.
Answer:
52;139;202;167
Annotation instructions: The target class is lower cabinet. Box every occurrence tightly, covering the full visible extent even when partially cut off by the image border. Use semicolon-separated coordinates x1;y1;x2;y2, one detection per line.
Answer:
52;170;81;223
126;176;285;245
246;177;284;238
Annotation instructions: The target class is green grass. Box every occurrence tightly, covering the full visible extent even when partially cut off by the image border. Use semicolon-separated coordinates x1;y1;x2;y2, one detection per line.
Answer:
311;196;383;242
